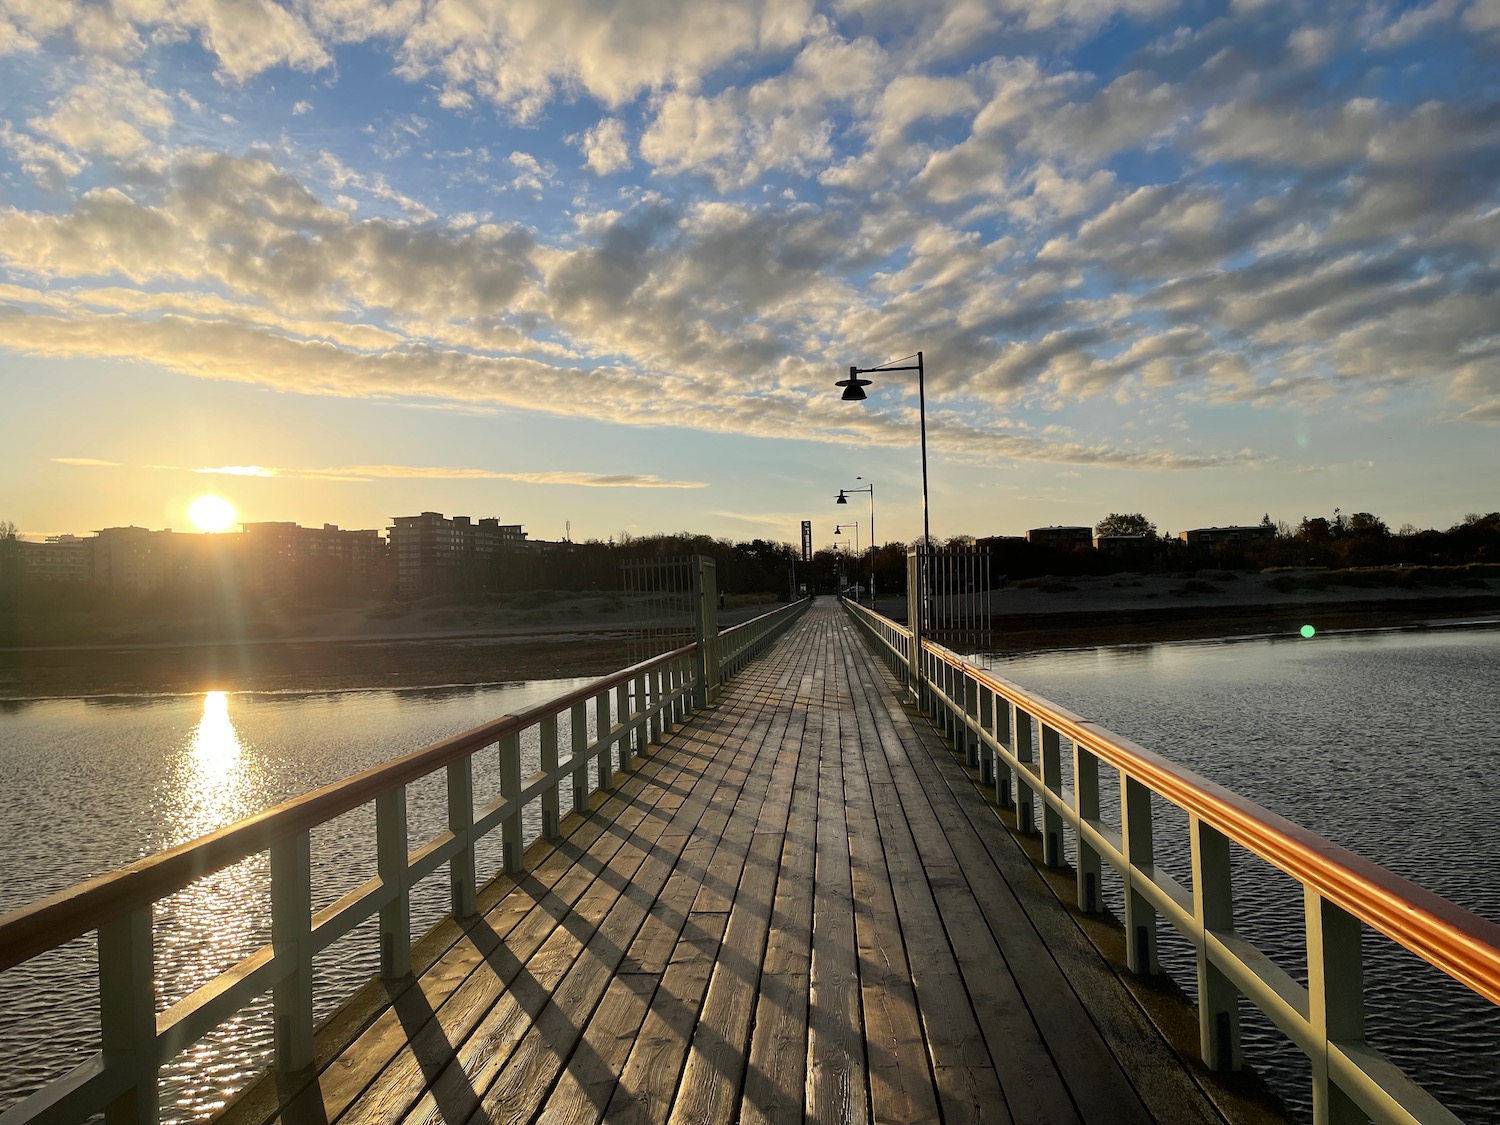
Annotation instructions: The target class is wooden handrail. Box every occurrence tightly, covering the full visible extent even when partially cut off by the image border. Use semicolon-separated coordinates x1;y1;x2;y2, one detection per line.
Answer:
923;637;1500;1008
0;641;696;973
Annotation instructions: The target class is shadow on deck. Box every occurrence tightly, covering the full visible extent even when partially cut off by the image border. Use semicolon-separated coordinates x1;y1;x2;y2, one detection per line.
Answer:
219;600;1285;1125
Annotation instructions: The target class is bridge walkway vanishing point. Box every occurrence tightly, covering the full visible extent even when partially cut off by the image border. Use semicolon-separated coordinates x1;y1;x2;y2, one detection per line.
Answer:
223;599;1239;1125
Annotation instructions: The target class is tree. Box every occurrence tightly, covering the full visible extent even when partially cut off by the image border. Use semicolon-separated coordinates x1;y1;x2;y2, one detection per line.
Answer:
1346;512;1389;537
1095;512;1157;538
0;520;15;540
1296;516;1331;541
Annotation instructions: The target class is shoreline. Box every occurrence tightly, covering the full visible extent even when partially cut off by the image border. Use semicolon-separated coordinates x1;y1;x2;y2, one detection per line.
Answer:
3;588;1498;702
973;594;1500;656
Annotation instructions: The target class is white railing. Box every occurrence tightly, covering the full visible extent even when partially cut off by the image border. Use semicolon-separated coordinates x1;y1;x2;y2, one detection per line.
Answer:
0;597;807;1125
843;599;1500;1125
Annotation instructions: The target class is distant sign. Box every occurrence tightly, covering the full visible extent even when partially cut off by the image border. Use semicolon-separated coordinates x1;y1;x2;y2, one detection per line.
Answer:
800;520;812;563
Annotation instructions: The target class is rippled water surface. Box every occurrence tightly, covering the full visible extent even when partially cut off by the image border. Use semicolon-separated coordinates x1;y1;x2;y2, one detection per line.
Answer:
0;678;594;1120
4;627;1499;1123
973;623;1500;1123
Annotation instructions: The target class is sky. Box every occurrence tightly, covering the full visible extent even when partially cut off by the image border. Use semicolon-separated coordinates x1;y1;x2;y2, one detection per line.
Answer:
2;0;1498;548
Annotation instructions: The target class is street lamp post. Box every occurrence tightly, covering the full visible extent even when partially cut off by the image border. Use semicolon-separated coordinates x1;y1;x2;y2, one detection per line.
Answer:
836;351;928;551
836;477;876;608
837;350;928;700
834;521;859;598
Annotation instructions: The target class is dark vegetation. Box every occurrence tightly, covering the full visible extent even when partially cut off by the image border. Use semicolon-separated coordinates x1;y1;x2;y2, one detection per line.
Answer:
1;512;1496;648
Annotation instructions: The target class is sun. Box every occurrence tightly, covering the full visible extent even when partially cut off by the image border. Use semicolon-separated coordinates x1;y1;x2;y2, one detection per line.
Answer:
188;495;238;533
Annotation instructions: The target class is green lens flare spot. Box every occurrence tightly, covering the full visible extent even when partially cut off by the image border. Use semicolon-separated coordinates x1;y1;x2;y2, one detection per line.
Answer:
1300;624;1316;639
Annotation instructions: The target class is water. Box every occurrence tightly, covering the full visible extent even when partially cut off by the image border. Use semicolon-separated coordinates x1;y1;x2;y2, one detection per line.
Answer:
0;678;596;1121
972;622;1500;1123
4;627;1498;1122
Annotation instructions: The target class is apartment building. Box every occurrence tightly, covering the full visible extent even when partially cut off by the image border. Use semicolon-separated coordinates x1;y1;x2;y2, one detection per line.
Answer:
388;512;527;598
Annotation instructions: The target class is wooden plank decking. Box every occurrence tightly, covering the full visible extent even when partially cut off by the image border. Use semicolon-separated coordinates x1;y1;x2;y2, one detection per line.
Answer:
229;599;1232;1125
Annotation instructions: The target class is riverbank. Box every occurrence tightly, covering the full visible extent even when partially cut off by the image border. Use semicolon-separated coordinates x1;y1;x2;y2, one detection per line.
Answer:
868;567;1500;652
5;573;1498;699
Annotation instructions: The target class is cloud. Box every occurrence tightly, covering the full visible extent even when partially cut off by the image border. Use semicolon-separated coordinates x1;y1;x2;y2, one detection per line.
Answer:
0;124;84;188
52;456;120;466
4;3;1500;482
188;461;708;486
0;0;329;80
29;62;174;160
578;117;631;175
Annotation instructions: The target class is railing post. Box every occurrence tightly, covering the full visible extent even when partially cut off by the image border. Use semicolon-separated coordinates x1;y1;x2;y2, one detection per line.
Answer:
539;716;560;840
659;666;674;731
99;906;159;1125
1307;891;1365;1125
447;758;477;918
270;830;315;1074
995;698;1014;808
499;731;523;874
637;671;652;749
691;555;718;708
571;701;589;813
1040;724;1064;867
1122;775;1158;974
907;550;922;707
1014;707;1035;833
595;690;613;792
1191;816;1242;1071
1073;745;1102;913
963;671;980;769
376;786;411;978
615;680;633;773
978;684;996;787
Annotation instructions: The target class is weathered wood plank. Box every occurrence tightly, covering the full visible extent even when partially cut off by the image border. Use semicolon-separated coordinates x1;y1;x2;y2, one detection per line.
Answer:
668;796;798;1122
740;689;817;1125
805;642;870;1125
480;661;799;1125
299;747;700;1125
841;649;951;1125
224;603;1252;1125
330;700;749;1125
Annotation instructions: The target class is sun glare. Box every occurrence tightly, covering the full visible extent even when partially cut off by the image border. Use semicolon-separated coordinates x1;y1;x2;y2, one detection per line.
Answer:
188;495;238;533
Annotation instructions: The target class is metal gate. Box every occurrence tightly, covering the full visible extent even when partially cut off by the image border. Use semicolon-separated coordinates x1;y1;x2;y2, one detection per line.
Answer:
909;543;992;636
620;556;717;664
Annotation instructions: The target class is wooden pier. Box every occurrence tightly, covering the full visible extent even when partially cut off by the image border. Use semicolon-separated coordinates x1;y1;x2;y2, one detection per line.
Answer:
223;601;1230;1125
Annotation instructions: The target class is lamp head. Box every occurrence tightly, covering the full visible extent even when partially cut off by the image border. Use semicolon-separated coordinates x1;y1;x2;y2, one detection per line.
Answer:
835;491;848;504
836;365;871;401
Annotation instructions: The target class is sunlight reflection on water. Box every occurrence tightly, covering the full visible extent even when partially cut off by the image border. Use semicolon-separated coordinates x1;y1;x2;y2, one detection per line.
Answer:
0;676;593;1122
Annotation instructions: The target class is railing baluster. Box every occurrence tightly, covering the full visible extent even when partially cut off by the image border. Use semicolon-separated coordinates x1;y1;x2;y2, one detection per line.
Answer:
637;671;652;751
1122;775;1158;975
99;906;158;1125
996;697;1014;808
499;731;522;874
570;701;589;813
539;716;560;840
659;667;673;732
615;680;632;774
978;684;995;787
1040;724;1064;867
270;830;314;1073
1014;706;1035;833
1307;890;1365;1125
595;690;613;792
963;671;980;769
376;786;411;977
447;758;477;918
1073;745;1101;913
1191;817;1241;1071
